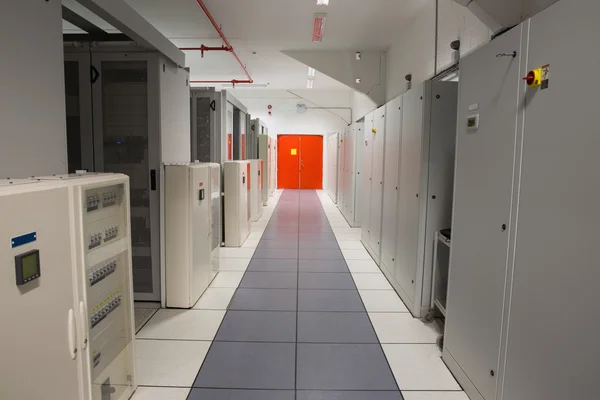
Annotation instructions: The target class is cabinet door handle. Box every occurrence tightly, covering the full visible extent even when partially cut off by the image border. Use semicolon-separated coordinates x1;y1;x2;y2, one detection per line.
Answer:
150;170;157;191
68;309;78;360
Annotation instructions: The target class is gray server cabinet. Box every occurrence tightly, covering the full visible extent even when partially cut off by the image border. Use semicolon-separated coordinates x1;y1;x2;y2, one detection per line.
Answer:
326;133;339;203
340;122;363;228
380;95;403;276
382;81;458;318
257;134;270;205
64;46;190;302
360;113;375;248
337;127;347;210
445;1;600;399
367;106;386;261
247;116;258;160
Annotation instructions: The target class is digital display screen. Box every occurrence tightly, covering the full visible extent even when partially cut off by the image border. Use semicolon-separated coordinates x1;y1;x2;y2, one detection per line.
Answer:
21;252;39;280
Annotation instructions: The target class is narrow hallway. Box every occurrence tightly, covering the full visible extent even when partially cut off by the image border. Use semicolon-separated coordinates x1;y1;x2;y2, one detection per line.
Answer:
134;190;465;400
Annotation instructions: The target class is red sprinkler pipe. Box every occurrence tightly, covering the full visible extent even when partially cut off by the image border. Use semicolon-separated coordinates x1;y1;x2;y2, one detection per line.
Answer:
184;0;253;84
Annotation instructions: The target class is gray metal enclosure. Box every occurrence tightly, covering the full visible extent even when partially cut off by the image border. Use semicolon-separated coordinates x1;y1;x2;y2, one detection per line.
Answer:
338;123;363;228
444;1;600;399
378;81;458;318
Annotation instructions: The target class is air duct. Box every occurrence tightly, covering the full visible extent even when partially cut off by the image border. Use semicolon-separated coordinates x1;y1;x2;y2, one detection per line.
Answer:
452;0;560;33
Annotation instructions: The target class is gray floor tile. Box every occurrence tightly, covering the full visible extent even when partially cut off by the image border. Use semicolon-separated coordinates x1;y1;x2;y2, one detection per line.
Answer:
299;233;336;241
215;311;296;342
252;248;298;259
247;258;298;272
257;240;298;250
298;290;365;312
263;226;298;234
299;240;340;250
298;259;348;273
229;289;297;311
298;312;378;343
296;391;403;400
299;273;357;290
240;272;298;289
261;231;299;240
296;343;398;390
299;249;344;259
194;342;295;389
189;389;295;400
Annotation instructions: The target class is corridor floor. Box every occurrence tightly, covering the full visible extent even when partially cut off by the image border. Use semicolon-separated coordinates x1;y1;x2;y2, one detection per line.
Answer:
133;190;467;400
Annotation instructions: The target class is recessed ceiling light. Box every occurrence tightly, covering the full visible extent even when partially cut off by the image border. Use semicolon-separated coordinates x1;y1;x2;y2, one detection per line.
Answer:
317;0;329;5
307;79;314;89
308;67;316;77
312;13;327;42
356;78;362;83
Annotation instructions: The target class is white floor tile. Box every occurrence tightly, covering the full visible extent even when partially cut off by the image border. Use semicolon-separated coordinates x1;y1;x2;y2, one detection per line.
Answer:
137;309;225;341
135;339;210;387
193;287;236;310
359;290;409;312
218;258;251;271
370;313;442;343
247;231;264;240
402;392;469;400
130;387;190;400
135;308;158;333
352;273;393;290
383;344;461;391
346;259;381;273
342;248;374;260
335;233;362;242
242;239;260;248
220;247;256;258
333;228;362;235
337;241;366;250
210;271;245;288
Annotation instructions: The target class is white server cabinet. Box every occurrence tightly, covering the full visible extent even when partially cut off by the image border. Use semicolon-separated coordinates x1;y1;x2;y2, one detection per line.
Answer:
380;95;403;276
337;128;346;210
360;112;375;249
352;122;364;228
258;135;271;205
249;159;264;222
3;174;136;400
384;81;458;318
367;106;386;260
326;133;339;203
445;1;600;399
64;46;191;302
269;136;276;196
224;161;251;247
207;163;221;278
164;163;215;308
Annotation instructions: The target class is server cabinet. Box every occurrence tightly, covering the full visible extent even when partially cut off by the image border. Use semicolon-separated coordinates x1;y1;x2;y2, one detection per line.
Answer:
269;135;276;195
443;26;525;400
191;88;221;163
380;95;403;276
382;81;458;318
258;135;270;205
445;1;600;399
247;117;258;160
353;122;364;227
360;113;375;247
337;129;345;207
326;133;339;203
367;106;386;260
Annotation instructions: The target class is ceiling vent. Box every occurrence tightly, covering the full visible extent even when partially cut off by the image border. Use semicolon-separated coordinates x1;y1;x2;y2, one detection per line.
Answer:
312;13;327;42
451;0;559;32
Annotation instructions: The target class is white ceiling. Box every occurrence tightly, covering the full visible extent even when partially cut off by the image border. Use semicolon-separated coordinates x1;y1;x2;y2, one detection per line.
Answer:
64;0;427;90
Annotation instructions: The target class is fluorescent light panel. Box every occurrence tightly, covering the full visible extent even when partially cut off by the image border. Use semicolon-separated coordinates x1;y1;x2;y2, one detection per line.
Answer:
307;79;314;89
312;13;327;42
317;0;329;5
308;67;316;77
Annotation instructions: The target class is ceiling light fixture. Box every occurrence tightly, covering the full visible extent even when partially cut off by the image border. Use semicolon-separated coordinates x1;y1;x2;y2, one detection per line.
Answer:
317;0;329;5
308;67;316;77
312;13;327;42
307;79;314;89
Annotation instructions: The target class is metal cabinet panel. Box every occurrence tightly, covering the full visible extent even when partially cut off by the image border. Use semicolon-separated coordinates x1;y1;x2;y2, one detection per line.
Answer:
501;1;600;399
443;26;525;400
394;85;425;302
368;107;386;259
361;114;374;244
344;126;354;221
353;122;364;227
380;96;403;275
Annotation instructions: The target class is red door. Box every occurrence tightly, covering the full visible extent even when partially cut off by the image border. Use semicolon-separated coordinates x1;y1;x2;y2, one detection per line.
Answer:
277;135;300;189
299;135;323;189
277;135;323;189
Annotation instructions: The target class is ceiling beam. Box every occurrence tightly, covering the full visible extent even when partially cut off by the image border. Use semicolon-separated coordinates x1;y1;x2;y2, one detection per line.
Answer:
63;33;130;42
75;0;185;67
62;6;106;35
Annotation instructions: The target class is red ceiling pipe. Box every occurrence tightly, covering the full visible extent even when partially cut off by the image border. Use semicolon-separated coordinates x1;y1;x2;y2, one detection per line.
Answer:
183;0;253;84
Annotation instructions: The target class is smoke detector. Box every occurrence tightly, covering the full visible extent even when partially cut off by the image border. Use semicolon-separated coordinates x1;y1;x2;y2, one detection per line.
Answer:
296;104;308;114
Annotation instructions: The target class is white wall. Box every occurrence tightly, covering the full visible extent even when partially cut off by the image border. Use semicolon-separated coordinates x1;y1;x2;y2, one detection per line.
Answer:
0;0;68;178
351;91;377;123
386;0;492;101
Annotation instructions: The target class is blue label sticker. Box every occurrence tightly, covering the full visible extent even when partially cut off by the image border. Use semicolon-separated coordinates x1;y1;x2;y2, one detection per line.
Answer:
11;232;37;248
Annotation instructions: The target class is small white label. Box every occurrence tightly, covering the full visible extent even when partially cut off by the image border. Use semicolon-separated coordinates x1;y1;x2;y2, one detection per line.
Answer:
468;103;479;111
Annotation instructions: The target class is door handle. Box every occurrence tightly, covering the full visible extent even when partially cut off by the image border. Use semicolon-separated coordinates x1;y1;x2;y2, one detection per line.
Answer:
90;66;100;84
150;170;157;191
